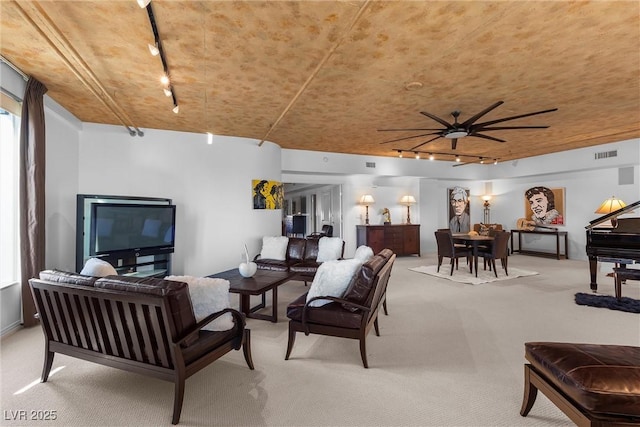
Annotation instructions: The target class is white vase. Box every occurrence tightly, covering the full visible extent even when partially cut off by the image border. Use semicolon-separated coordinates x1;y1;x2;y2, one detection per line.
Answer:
239;262;257;278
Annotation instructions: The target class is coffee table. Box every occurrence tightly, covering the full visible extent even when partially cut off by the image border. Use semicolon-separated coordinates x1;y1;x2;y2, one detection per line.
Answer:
207;269;292;322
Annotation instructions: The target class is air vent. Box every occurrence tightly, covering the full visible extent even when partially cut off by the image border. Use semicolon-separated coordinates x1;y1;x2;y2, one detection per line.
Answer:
595;150;617;160
365;162;376;168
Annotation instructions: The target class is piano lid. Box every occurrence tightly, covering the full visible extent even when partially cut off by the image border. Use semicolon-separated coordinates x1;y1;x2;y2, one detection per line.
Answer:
586;199;640;229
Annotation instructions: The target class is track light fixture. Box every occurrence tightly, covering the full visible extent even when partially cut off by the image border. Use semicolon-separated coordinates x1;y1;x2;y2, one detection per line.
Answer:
148;43;159;56
141;1;178;113
394;149;499;166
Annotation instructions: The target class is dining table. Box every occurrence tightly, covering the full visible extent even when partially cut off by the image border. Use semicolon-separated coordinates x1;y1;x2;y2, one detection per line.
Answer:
452;233;495;277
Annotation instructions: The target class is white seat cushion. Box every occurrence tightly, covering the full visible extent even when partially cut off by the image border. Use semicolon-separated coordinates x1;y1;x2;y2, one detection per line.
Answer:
166;275;234;331
316;237;343;262
260;236;289;260
80;258;117;277
306;259;362;307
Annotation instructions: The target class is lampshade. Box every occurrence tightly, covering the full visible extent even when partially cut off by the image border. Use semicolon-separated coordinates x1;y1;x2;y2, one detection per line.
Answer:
400;195;416;205
595;196;626;214
360;194;375;205
482;195;492;201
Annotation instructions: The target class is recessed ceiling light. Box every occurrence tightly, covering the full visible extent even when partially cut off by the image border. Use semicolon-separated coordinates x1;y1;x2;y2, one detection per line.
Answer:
404;81;423;91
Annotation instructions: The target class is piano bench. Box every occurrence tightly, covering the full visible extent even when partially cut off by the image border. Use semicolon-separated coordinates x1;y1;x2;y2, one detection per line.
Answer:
521;342;640;426
614;267;640;301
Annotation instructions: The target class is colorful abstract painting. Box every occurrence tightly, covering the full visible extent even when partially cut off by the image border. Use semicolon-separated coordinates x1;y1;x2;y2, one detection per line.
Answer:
252;179;284;209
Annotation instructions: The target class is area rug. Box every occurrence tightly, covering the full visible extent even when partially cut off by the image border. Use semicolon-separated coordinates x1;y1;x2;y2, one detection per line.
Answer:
574;292;640;314
409;265;539;285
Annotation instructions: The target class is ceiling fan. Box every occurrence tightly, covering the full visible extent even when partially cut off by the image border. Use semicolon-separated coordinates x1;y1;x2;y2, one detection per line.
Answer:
379;101;558;150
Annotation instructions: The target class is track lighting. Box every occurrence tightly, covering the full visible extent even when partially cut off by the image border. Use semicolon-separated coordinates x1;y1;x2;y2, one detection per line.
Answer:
400;149;499;165
207;132;213;145
148;43;159;56
142;1;178;113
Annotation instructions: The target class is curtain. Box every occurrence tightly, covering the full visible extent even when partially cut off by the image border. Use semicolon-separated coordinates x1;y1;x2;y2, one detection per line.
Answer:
19;77;48;328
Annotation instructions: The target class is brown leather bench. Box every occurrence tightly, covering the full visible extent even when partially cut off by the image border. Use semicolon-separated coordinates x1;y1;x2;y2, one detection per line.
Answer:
520;342;640;426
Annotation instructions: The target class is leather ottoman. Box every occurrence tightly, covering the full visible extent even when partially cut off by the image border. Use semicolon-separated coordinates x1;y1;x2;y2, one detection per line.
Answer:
520;342;640;426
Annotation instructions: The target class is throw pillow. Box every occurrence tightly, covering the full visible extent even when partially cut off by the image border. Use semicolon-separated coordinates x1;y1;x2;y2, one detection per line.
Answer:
354;245;374;263
306;259;362;307
166;275;234;331
316;237;343;262
260;236;289;260
80;258;118;277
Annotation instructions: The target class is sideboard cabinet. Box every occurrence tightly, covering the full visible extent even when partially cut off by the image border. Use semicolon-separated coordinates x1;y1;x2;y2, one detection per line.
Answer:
356;224;420;256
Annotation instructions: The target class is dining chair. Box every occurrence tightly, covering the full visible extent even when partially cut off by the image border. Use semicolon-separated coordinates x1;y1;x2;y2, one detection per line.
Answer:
477;230;510;277
434;230;473;275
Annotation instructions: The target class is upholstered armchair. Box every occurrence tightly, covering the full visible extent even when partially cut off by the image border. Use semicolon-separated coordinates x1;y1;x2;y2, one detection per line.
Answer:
434;230;473;275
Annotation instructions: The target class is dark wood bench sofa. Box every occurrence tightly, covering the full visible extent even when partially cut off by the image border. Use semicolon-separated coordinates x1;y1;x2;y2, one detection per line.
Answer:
253;237;345;283
285;249;396;368
29;270;254;425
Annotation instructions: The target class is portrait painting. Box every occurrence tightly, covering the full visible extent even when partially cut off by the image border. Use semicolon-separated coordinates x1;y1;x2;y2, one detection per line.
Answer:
448;186;471;232
523;186;565;225
252;179;284;210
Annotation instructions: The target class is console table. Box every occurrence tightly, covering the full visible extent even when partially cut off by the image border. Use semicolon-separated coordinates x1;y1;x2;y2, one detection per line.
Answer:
356;224;420;256
511;229;568;260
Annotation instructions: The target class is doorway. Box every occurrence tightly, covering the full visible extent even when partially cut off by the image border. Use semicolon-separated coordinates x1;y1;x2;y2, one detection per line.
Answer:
283;184;342;238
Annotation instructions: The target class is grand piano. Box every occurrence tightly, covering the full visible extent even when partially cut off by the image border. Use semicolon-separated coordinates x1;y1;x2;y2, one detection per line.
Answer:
586;199;640;292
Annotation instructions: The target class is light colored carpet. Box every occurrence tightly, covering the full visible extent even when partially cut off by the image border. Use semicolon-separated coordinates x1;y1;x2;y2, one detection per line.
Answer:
2;254;639;426
409;265;539;285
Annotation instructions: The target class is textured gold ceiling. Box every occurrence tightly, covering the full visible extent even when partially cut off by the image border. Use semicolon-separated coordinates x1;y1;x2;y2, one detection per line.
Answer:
2;1;639;164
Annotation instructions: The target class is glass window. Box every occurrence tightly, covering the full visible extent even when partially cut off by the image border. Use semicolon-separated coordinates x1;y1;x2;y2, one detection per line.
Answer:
0;107;21;287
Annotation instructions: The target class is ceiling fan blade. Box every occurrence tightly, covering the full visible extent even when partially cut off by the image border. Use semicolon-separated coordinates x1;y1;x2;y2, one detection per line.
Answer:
451;138;458;150
474;125;550;131
460;101;504;127
408;135;442;150
379;132;441;144
420;111;453;129
468;133;506;143
378;128;443;132
471;108;558;129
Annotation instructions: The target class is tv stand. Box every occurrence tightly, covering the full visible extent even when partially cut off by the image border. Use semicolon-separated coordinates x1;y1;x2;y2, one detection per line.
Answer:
103;253;171;278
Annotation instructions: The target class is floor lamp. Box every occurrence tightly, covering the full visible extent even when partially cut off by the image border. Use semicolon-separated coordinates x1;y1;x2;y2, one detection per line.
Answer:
482;195;492;224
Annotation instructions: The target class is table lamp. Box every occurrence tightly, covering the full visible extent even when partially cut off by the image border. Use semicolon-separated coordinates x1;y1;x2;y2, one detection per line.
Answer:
400;195;416;224
595;196;626;227
360;194;375;225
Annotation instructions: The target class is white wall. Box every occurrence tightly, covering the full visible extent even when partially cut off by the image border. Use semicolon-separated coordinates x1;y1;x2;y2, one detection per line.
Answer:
44;98;82;272
78;124;282;276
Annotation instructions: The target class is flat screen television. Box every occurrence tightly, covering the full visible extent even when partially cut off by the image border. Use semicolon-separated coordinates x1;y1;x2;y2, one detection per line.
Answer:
89;203;176;257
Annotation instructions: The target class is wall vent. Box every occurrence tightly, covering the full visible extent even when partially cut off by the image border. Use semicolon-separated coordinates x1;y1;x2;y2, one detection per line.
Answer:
594;150;617;160
365;162;376;168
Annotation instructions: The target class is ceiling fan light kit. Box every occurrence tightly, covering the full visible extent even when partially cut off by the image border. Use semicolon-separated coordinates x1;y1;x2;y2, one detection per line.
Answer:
379;101;558;164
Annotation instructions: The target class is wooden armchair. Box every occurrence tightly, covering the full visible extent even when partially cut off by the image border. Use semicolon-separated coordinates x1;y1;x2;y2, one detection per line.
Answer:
285;251;396;368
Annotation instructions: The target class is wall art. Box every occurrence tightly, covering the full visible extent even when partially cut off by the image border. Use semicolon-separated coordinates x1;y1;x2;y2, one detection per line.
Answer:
523;186;565;225
448;186;471;232
252;179;284;210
